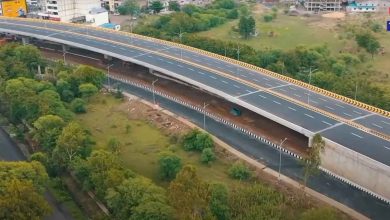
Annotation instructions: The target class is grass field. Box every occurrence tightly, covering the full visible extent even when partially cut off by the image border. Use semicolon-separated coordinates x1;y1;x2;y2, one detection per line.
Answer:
76;95;235;186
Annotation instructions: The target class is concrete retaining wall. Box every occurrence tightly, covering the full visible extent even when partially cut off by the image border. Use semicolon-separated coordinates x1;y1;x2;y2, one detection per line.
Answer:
321;138;390;202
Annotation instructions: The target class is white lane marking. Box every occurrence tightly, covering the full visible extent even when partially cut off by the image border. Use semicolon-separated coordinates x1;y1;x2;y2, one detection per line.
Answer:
372;123;383;129
253;79;259;82
120;47;126;51
335;103;345;108
241;75;248;78
157;58;163;61
198;71;205;75
236;90;261;98
188;68;195;71
353;110;362;115
304;113;315;119
222;80;228;84
325;106;335;110
263;78;270;81
343;112;353;117
294;94;302;98
177;64;183;67
351;113;375;121
279;88;287;92
288;107;297;111
273;101;281;105
318;97;328;102
167;61;173;64
258;94;267;99
233;85;241;89
351;132;363;139
147;55;153;58
289;87;297;91
246;90;252;93
381;120;390;125
384;146;390;151
322;121;333;126
266;83;273;87
193;58;201;62
209;75;217;79
310;100;319;104
112;45;116;48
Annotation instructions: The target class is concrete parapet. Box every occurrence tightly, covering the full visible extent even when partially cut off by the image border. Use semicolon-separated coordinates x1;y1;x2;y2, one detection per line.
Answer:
321;138;390;202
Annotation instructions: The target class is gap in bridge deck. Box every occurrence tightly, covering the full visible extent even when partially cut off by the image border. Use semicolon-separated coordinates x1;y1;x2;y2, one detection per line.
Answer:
32;39;308;157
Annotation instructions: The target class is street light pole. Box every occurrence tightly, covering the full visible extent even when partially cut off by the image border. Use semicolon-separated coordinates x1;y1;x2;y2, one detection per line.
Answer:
307;66;317;105
354;82;358;100
236;45;240;75
63;51;66;64
203;102;209;130
107;63;114;91
178;28;183;60
278;138;288;181
130;21;133;44
152;79;159;105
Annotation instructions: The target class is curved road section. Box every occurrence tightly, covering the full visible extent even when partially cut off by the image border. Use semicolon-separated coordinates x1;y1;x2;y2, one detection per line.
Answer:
0;19;389;174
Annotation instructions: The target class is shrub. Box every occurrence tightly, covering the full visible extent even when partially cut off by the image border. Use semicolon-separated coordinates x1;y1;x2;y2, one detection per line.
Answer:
159;152;182;181
182;129;214;151
70;98;87;113
200;148;216;164
263;14;273;22
228;162;251;180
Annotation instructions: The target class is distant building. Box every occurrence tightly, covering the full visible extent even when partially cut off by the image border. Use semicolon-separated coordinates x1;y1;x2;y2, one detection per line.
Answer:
347;1;378;12
100;0;123;12
0;0;28;17
304;0;342;11
37;0;108;25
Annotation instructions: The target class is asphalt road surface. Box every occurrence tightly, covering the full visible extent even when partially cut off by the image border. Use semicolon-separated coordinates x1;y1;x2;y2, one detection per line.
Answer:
109;77;390;219
0;21;389;168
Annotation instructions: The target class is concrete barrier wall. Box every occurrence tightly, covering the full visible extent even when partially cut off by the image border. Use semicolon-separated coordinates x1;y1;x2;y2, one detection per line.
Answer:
321;138;390;202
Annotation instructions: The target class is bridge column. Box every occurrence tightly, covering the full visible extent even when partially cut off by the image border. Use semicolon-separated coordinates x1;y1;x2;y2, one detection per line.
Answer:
104;54;112;61
149;68;154;74
62;44;69;53
21;37;29;45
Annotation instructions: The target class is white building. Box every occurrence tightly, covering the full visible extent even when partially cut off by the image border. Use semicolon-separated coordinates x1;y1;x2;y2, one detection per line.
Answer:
147;0;212;13
38;0;108;25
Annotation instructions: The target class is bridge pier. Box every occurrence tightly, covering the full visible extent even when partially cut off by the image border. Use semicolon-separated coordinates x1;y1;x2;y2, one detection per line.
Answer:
62;44;69;53
21;37;30;45
104;54;112;61
149;68;154;74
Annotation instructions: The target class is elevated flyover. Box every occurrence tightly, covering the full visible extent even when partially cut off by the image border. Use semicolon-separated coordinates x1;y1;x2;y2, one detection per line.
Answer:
1;17;389;202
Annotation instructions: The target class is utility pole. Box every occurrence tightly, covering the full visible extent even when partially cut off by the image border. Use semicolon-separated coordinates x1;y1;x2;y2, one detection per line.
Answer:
278;138;287;181
203;102;209;130
152;79;159;105
107;63;114;91
130;21;133;44
354;82;358;100
307;66;317;105
63;51;66;64
178;28;183;60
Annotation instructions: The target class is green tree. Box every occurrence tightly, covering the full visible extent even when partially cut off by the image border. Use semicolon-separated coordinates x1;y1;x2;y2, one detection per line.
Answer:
209;183;230;220
226;9;238;19
168;1;180;11
70;98;87;113
200;148;216;164
0;179;51;220
37;89;72;120
79;83;98;99
355;32;381;59
228;162;251;180
168;165;212;219
106;177;170;219
303;134;325;186
238;16;255;39
131;201;174;220
53;122;91;168
158;152;182;181
182;129;214;151
150;1;165;14
117;0;140;16
32;115;65;151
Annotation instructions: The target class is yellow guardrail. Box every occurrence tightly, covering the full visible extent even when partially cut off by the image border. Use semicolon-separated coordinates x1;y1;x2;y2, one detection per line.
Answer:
1;17;389;140
2;16;388;118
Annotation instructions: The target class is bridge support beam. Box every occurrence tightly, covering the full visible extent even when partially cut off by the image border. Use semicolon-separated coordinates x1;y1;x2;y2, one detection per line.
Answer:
62;44;69;52
21;37;29;45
